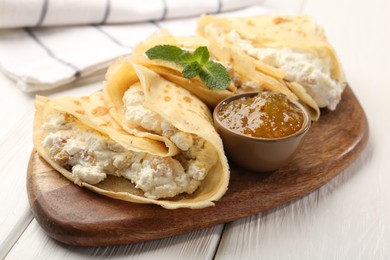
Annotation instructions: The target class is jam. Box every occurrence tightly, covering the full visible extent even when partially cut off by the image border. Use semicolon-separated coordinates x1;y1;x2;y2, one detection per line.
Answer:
218;92;304;138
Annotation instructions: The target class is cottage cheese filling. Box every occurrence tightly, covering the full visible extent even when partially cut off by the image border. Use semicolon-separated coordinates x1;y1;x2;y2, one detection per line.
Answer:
42;112;217;199
227;30;345;110
123;83;196;151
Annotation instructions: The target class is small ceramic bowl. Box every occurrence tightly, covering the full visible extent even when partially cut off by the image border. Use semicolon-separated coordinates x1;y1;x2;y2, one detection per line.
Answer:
213;92;311;172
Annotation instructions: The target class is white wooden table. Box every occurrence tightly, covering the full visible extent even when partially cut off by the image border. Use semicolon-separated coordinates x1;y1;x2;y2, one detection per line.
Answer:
1;0;389;259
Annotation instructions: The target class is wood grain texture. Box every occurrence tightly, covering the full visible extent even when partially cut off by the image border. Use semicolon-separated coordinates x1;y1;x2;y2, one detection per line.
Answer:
26;86;369;247
7;219;224;260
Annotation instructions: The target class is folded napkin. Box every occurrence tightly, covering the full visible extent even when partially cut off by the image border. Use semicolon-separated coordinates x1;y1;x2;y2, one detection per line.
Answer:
0;0;269;92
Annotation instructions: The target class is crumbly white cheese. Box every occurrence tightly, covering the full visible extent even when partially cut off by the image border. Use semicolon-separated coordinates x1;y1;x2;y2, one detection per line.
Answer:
122;84;163;133
42;112;217;199
170;132;193;151
123;83;195;151
227;30;345;110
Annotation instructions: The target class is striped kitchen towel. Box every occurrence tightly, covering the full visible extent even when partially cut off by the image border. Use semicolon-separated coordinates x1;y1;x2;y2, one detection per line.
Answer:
0;0;269;92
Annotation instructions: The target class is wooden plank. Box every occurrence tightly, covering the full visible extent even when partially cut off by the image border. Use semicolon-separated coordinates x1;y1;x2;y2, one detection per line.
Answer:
0;79;36;258
27;86;368;246
6;219;224;260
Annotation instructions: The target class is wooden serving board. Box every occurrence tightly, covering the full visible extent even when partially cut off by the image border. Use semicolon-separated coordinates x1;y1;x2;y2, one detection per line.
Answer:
27;86;368;247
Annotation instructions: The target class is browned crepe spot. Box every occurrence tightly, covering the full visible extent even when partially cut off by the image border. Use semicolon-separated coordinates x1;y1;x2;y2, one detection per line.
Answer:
92;106;109;117
75;110;85;115
184;96;192;103
273;17;292;25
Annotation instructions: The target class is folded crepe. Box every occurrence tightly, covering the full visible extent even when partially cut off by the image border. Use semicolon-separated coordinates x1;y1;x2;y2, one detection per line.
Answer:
130;29;236;108
33;65;230;209
197;15;348;120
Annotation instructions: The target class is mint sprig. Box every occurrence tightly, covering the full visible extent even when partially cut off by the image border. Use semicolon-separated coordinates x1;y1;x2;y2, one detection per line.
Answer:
145;45;231;90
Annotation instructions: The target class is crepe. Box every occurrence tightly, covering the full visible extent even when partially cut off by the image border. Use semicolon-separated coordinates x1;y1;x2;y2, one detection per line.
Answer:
33;65;230;208
130;29;235;108
197;15;348;120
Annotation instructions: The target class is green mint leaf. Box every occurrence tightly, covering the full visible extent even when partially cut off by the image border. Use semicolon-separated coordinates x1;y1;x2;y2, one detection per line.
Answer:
145;45;186;64
145;45;231;90
182;62;201;78
177;47;209;65
192;46;209;65
176;52;196;66
198;61;231;90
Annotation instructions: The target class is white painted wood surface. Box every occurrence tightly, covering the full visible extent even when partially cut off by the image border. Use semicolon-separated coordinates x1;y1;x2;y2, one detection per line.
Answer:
1;0;389;259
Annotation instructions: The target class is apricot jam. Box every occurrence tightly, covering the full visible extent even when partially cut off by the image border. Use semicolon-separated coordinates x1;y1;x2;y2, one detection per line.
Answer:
218;92;304;138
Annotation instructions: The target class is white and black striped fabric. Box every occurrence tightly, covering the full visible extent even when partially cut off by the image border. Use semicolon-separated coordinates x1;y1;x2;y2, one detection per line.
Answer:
0;0;269;92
